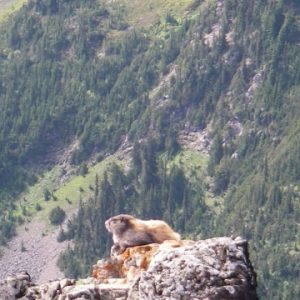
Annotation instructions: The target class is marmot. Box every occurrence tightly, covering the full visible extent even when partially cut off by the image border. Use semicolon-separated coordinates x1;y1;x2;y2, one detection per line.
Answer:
105;214;181;256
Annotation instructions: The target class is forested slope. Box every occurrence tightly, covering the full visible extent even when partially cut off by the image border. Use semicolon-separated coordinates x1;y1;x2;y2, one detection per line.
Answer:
0;0;300;299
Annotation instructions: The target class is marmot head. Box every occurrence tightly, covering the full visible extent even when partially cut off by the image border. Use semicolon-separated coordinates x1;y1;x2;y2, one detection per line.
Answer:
105;214;134;235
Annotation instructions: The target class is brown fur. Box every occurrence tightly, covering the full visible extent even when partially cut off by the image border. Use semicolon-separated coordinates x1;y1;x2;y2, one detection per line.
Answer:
105;214;181;256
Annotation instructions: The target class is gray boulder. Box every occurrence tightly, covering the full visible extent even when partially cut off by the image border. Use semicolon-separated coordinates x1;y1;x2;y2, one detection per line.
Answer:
0;237;258;300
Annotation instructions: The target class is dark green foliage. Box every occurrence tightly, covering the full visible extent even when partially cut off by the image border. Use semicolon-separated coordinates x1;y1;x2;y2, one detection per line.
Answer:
0;0;160;243
78;163;88;177
49;206;66;225
0;0;300;298
43;189;51;201
208;133;224;176
57;228;66;242
165;14;178;26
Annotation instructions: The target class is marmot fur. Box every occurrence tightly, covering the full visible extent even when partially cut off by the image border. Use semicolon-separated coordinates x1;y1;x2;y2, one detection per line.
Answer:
105;214;181;256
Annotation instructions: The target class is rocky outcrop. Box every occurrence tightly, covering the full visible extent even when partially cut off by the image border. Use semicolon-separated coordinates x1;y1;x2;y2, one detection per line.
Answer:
0;237;258;299
133;237;258;299
0;272;128;300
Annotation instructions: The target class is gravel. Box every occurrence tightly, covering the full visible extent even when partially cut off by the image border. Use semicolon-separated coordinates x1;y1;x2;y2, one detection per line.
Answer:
0;216;71;284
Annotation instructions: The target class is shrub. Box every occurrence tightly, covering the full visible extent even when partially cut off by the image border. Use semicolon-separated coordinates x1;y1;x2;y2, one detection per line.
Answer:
43;188;51;201
79;163;88;176
49;206;66;225
57;228;66;242
35;203;42;211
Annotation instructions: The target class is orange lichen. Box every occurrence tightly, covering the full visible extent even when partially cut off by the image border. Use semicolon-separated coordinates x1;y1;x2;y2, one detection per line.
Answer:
92;241;181;283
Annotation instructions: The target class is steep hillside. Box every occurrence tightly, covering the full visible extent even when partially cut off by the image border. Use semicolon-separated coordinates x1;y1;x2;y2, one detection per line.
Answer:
0;0;300;299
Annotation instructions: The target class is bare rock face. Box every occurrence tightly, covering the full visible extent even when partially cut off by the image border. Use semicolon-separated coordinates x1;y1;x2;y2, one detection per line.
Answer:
0;237;258;300
0;272;32;300
133;237;258;300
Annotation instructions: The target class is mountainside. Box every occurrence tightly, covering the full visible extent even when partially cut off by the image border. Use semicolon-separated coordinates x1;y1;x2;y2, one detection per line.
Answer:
0;0;300;299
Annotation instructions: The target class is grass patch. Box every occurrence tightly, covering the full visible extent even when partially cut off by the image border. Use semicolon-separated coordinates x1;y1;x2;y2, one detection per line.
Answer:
171;150;209;173
107;0;195;27
0;0;27;22
167;150;224;213
166;150;209;187
16;156;123;226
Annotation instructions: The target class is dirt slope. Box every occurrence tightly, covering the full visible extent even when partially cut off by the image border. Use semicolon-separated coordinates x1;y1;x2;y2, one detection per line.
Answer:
0;216;72;283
